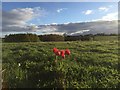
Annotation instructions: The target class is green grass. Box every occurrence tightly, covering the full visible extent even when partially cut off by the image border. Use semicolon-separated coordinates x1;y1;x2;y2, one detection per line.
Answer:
2;40;120;88
94;36;118;41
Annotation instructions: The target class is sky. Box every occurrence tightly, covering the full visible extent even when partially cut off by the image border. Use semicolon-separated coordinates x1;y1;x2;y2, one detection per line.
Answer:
2;2;118;37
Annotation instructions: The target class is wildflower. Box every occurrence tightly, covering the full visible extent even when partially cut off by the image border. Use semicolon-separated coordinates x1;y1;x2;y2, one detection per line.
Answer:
65;49;70;55
53;48;71;59
61;54;65;59
60;50;65;59
18;63;21;67
55;50;61;56
53;47;58;53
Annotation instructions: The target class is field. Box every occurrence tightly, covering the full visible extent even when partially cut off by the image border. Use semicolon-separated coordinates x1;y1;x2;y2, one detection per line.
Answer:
2;36;120;88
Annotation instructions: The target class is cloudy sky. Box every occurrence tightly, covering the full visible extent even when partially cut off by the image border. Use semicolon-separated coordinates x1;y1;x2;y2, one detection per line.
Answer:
2;2;118;37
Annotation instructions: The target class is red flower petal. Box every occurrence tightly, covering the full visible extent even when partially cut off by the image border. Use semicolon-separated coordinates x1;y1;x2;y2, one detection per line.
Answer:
61;54;65;59
53;48;58;53
55;50;61;56
65;49;70;55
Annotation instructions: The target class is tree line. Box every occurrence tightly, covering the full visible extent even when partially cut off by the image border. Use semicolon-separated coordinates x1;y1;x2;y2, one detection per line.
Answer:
4;34;40;42
38;34;64;41
3;33;118;42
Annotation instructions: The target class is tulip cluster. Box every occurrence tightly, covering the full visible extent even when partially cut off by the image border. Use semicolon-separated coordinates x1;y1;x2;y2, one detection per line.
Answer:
53;48;70;59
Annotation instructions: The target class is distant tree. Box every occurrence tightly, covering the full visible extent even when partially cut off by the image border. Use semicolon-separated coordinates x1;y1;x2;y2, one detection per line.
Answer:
64;34;94;41
4;33;39;42
109;33;118;36
65;36;80;41
38;34;64;42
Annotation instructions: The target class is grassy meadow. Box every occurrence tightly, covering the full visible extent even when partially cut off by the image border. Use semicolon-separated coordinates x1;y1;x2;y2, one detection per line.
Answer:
2;36;120;88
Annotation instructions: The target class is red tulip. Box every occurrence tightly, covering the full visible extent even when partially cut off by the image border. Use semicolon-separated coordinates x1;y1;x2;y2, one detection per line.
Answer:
60;50;65;55
53;48;58;53
53;48;70;59
65;49;70;55
55;50;61;56
60;50;65;59
61;54;65;59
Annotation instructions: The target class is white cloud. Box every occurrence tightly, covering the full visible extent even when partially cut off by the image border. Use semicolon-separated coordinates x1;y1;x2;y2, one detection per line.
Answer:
57;8;67;13
99;7;109;11
2;7;118;36
91;12;118;22
69;30;90;35
83;10;93;15
101;12;118;21
57;9;62;13
2;20;118;36
2;7;46;32
51;23;58;25
63;22;70;25
38;20;117;35
44;31;64;35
